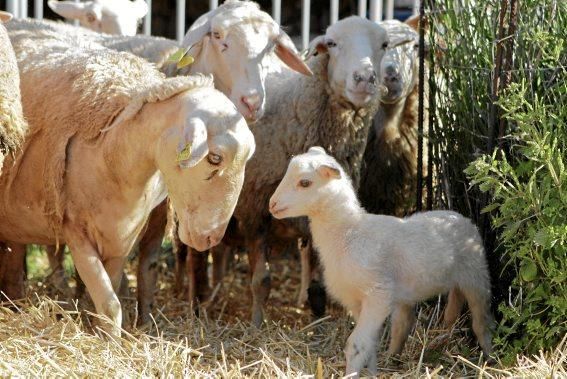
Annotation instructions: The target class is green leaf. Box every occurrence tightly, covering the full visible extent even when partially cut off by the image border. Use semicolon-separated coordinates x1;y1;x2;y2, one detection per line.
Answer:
520;261;538;282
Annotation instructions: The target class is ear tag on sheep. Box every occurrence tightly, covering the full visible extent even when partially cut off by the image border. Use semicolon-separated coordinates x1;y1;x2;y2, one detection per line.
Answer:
167;48;195;69
176;142;193;164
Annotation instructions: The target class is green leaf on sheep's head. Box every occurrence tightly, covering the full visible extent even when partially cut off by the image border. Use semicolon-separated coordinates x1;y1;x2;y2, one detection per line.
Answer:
176;142;192;163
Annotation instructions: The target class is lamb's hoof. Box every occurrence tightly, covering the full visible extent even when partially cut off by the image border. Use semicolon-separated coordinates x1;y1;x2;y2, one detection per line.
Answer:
251;309;264;328
307;280;327;318
296;291;308;308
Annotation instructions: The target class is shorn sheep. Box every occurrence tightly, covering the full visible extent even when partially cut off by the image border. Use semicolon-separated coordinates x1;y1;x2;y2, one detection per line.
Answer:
0;11;29;300
0;27;255;336
220;16;391;326
47;0;148;36
270;147;493;377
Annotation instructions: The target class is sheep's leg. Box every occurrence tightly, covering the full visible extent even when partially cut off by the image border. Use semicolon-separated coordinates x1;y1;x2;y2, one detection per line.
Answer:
297;238;310;307
248;237;271;327
172;221;188;297
46;245;70;296
187;248;209;313
444;287;465;327
461;287;493;356
136;202;167;326
387;303;416;356
69;240;122;337
0;242;26;300
211;243;231;287
345;296;390;377
307;245;327;318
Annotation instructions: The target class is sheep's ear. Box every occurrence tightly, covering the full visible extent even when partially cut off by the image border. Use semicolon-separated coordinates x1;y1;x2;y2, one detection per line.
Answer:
305;35;328;60
317;164;341;180
308;146;326;155
48;0;87;20
177;118;209;169
274;30;313;76
130;0;149;19
180;8;220;54
0;11;13;23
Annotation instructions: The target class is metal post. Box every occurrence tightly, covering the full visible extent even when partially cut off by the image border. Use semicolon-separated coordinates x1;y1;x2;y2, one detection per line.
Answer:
144;0;152;35
19;0;27;18
369;0;382;22
34;0;43;19
416;0;425;211
6;0;18;17
302;0;311;50
385;0;394;19
358;0;367;17
73;0;80;26
177;0;186;43
272;0;281;24
330;0;339;24
413;0;419;15
209;0;218;10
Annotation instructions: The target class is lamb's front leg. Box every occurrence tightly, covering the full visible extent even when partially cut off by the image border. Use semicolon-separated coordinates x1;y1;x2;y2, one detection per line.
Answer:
68;239;122;337
248;235;271;327
345;295;391;377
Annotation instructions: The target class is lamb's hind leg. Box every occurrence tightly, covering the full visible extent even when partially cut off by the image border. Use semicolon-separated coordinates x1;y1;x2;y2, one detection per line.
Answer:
248;236;271;327
46;245;70;296
0;242;26;300
387;303;416;356
444;287;465;327
136;201;167;326
461;287;493;356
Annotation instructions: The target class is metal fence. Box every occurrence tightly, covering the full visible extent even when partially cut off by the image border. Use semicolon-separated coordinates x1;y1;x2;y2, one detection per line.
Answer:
5;0;418;48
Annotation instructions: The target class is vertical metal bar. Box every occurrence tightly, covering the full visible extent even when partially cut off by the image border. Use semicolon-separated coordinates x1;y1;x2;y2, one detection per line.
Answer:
358;0;367;17
177;0;186;43
369;0;382;22
413;0;419;15
144;0;152;35
330;0;339;24
209;0;218;10
19;0;27;18
34;0;43;19
385;0;394;19
73;0;80;26
272;0;281;24
302;0;311;51
416;0;425;211
426;19;435;211
7;0;18;17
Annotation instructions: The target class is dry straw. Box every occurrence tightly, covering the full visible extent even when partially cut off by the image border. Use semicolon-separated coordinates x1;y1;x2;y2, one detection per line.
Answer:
1;255;565;378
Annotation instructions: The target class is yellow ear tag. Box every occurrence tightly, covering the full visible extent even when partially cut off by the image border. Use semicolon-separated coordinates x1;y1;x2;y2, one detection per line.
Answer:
177;54;195;69
177;142;192;163
167;48;185;63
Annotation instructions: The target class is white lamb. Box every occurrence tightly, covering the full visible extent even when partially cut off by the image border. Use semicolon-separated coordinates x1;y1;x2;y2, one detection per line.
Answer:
47;0;148;36
269;147;493;377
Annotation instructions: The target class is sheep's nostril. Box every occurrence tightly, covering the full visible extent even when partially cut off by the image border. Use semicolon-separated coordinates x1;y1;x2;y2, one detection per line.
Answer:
368;72;377;84
206;235;212;248
241;95;261;114
353;72;363;84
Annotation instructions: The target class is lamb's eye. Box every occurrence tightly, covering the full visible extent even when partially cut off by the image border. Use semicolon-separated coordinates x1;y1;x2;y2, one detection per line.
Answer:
382;42;389;49
299;179;312;188
212;31;222;39
326;40;337;48
207;153;222;165
86;13;96;23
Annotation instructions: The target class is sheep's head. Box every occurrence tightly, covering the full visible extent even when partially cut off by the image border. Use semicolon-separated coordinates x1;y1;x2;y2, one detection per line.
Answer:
156;88;255;252
307;16;389;109
379;20;419;104
179;0;312;123
48;0;148;36
270;147;347;220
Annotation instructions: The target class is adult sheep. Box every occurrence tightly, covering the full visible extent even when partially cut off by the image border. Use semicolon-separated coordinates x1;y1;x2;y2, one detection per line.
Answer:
0;28;255;336
222;16;392;326
48;0;148;36
0;11;29;300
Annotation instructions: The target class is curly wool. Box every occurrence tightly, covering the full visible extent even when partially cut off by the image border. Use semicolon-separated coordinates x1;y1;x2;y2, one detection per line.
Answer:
5;28;212;234
0;23;27;171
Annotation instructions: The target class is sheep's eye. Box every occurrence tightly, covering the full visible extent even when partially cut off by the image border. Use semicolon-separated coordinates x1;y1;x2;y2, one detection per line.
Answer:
207;153;222;165
86;13;96;23
382;42;389;49
326;40;337;48
212;31;222;39
299;179;312;188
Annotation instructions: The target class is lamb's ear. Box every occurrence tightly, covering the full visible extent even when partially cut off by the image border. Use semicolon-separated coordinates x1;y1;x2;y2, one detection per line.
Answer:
305;35;327;59
0;11;12;23
180;8;220;54
177;118;209;169
130;0;149;19
274;30;313;76
48;0;87;20
317;163;341;180
308;146;326;155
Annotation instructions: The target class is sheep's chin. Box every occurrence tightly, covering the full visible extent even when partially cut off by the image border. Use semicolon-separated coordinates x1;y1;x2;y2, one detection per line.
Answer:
345;89;376;108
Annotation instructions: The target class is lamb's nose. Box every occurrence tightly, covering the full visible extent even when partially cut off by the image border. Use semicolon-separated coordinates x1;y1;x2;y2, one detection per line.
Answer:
353;69;377;84
269;200;277;212
241;94;261;114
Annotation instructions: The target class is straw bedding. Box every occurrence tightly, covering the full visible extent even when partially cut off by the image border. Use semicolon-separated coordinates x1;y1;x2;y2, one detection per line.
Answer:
1;251;564;378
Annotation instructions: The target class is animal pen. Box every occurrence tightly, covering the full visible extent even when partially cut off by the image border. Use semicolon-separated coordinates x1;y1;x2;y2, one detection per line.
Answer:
0;0;565;377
